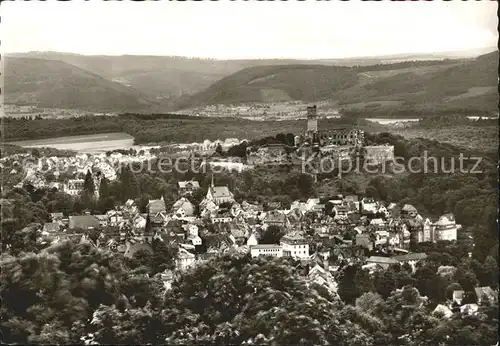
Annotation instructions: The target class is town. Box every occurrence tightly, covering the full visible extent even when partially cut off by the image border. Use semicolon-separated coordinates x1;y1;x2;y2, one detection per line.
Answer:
2;1;498;344
2;107;495;331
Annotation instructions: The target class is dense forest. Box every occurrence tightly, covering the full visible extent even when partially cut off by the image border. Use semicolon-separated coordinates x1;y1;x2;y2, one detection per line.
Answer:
1;243;497;344
2;114;385;144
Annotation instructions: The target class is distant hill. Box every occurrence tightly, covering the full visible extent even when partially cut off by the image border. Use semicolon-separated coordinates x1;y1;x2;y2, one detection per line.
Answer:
4;49;497;113
8;49;494;102
177;51;498;112
3;57;155;111
174;65;360;109
6;52;332;101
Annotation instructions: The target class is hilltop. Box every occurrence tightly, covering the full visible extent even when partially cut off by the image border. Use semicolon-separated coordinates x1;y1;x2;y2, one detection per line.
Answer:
176;51;498;113
3;57;155;111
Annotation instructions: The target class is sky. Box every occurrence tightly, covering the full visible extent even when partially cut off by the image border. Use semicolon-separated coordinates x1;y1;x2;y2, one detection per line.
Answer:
1;0;497;59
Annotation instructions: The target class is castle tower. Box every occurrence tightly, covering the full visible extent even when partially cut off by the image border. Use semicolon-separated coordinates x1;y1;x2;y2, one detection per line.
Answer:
307;105;318;133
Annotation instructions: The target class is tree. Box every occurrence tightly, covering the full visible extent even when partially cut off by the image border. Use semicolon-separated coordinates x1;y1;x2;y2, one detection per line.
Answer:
373;267;397;299
215;143;223;156
119;165;140;201
83;170;95;195
297;174;315;198
481;256;498;289
145;214;152;233
99;178;109;200
337;264;374;304
260;225;285;245
454;264;478;292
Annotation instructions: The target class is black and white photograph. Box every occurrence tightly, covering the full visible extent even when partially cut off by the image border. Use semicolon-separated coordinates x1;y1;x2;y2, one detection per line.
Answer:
0;0;498;344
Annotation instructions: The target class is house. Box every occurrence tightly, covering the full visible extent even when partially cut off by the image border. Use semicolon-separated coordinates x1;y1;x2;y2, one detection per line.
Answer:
306;198;321;211
188;234;202;246
230;224;247;245
432;304;453;319
172;197;195;217
230;203;243;217
63;179;84;196
247;232;258;246
393;252;427;271
370;218;386;227
178;180;200;196
452;290;465;305
401;204;418;218
160;270;175;291
281;233;309;259
355;233;373;250
264;210;287;227
133;214;147;229
333;205;349;219
329;195;343;206
200;197;218;213
307;262;338;294
344;195;359;210
150;213;167;228
365;256;399;270
69;215;100;230
460;303;479;316
94;214;109;228
165;219;183;233
241;200;264;213
250;244;283;258
360;197;377;214
433;213;460;241
147;196;166;215
387;203;401;218
423;218;433;242
474;286;497;305
42;222;60;233
124;242;153;259
50;212;64;222
186;224;199;237
196;252;217;266
176;248;196;271
212;211;233;223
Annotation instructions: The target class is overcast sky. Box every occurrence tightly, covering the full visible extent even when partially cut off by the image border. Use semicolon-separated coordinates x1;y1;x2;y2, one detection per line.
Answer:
1;0;497;59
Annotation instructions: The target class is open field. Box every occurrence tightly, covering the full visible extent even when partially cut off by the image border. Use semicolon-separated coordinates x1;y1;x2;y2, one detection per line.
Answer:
7;132;134;153
393;125;499;153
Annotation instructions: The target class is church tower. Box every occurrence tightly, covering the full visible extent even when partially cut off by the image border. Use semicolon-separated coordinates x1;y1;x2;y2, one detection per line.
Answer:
307;105;318;133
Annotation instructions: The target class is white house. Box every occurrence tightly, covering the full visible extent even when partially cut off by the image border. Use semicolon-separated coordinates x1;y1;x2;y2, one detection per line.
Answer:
188;234;202;246
178;180;200;196
186;224;199;237
250;244;283;258
173;197;195;217
176;248;196;271
281;233;309;260
433;304;453;319
64;179;84;196
433;213;460;241
360;198;378;214
247;233;258;246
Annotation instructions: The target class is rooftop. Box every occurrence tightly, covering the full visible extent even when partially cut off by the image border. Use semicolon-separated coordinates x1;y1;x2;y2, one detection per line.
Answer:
394;253;428;262
366;256;399;265
178;181;200;189
210;186;233;198
251;244;282;250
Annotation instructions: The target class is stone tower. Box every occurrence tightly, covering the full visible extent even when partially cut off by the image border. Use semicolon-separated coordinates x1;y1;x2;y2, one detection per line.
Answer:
307;105;318;133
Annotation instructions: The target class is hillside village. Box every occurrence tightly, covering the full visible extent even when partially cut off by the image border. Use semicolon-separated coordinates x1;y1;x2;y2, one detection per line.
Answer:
6;166;484;315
